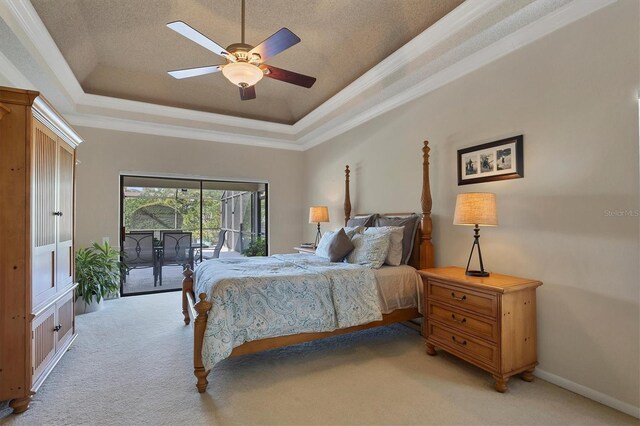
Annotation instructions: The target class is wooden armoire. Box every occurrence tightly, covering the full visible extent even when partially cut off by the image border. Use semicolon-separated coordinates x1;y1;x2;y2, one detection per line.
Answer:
0;87;83;413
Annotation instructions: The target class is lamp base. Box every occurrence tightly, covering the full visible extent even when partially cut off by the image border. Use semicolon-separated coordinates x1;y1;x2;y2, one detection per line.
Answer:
464;225;490;278
465;270;490;277
314;222;321;248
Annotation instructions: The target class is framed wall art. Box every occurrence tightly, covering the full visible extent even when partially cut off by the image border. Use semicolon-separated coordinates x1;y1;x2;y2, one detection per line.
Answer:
457;135;524;185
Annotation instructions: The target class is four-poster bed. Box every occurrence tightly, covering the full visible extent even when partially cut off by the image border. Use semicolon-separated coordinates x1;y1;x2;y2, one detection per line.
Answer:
181;141;435;393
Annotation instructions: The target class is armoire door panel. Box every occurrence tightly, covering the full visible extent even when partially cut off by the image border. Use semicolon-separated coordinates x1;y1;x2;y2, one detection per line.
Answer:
55;290;74;351
56;142;74;287
32;121;57;249
32;245;56;309
55;241;73;288
32;305;56;382
32;119;57;306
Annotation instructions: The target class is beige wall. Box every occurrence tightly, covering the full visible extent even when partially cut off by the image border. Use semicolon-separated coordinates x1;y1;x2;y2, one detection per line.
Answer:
304;1;639;411
75;128;304;255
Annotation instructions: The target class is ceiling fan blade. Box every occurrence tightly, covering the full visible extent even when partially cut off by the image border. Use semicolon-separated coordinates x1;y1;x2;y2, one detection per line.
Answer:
249;28;300;62
260;65;316;88
168;65;222;79
239;85;256;101
167;21;235;61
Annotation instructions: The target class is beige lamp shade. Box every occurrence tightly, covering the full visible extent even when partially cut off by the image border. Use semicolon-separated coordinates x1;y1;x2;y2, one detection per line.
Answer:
309;206;329;224
453;193;497;226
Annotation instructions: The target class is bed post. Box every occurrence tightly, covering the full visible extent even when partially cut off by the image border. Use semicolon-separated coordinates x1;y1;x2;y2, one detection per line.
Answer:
193;294;212;393
182;266;194;325
420;141;435;269
344;165;351;226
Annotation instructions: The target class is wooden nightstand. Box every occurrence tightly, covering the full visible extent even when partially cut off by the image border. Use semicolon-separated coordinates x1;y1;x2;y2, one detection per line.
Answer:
293;246;316;254
419;267;542;392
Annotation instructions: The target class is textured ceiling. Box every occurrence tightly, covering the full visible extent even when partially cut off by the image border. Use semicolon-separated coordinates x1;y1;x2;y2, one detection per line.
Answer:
31;0;463;124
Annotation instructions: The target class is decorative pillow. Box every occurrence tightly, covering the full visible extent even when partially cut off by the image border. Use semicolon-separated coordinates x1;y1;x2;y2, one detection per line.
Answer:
346;232;391;269
315;231;335;259
364;226;404;266
375;215;420;264
327;228;355;262
315;229;355;262
346;214;377;228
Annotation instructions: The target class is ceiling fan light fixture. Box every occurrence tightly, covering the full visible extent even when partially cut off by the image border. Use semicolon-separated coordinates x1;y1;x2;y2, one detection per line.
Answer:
222;62;264;87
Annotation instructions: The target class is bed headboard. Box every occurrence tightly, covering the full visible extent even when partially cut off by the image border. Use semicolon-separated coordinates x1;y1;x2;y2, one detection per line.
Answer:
343;141;435;270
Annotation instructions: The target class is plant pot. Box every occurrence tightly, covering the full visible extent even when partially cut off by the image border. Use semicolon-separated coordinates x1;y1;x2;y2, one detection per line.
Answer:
75;298;104;315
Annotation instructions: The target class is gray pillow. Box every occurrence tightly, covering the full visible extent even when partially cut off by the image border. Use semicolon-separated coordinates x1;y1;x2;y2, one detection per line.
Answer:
326;228;355;262
316;228;354;262
346;214;377;227
375;215;420;264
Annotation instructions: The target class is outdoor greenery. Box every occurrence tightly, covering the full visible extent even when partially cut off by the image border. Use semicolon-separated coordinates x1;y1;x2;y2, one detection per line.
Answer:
123;188;224;243
242;238;267;257
123;187;267;254
75;242;123;305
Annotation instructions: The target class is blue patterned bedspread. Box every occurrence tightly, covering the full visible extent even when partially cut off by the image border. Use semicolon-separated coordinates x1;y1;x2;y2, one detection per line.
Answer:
194;253;382;370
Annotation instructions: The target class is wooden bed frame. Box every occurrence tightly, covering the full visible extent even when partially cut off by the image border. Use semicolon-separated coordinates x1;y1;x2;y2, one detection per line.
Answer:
181;141;434;392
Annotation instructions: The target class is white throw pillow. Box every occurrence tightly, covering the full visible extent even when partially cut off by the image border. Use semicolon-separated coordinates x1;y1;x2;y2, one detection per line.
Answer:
315;230;335;259
364;226;404;266
346;232;391;269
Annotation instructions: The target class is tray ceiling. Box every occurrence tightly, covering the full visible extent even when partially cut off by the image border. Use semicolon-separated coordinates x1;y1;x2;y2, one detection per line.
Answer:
30;0;463;125
2;0;608;150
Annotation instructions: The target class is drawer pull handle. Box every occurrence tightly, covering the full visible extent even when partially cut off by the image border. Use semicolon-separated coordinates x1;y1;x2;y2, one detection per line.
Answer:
451;336;467;346
53;324;62;332
451;314;467;324
451;292;467;301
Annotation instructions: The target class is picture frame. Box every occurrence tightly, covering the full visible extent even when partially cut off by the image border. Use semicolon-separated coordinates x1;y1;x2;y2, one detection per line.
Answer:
457;135;524;185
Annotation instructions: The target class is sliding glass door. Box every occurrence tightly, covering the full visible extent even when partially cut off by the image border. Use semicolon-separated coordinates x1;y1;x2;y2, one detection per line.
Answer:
120;176;267;296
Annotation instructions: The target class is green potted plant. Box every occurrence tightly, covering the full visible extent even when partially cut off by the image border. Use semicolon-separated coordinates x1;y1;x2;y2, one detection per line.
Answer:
75;242;123;314
242;238;267;257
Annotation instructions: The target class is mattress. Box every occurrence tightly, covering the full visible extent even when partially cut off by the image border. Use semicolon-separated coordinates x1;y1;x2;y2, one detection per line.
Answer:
373;264;421;314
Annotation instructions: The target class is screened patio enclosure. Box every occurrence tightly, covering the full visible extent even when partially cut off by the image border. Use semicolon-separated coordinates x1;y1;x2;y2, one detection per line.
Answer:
120;175;267;296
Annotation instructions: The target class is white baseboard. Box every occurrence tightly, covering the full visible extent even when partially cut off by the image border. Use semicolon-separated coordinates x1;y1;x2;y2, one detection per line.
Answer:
535;368;640;419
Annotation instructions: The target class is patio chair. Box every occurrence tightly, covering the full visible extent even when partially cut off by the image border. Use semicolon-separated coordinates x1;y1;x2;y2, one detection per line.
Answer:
197;230;227;263
122;232;157;286
159;232;192;286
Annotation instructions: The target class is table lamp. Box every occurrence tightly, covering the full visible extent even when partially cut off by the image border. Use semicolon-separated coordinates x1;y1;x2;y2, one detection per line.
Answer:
309;206;329;248
453;193;497;277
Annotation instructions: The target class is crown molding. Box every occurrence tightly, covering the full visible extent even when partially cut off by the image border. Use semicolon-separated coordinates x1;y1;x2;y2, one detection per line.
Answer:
0;0;616;152
290;0;509;132
0;0;83;101
77;93;296;135
65;113;304;151
33;96;84;147
299;0;617;150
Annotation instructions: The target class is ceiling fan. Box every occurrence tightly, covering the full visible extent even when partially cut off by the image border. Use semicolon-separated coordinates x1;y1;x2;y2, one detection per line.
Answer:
166;0;316;101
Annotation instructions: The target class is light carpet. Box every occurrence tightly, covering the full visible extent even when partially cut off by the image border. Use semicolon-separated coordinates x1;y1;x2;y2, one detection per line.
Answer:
0;292;636;425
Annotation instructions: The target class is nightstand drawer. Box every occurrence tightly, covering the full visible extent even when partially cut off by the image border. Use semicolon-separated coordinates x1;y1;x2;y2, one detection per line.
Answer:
428;322;498;370
428;279;497;318
427;301;498;343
